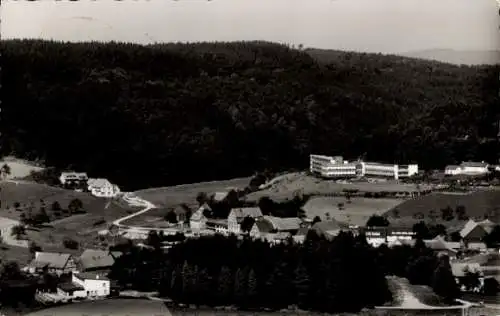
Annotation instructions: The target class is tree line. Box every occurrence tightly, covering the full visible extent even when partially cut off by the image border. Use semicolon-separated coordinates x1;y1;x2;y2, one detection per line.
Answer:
2;40;499;191
108;230;461;313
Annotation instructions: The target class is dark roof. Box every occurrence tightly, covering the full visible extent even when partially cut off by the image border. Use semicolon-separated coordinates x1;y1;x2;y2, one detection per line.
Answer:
230;207;263;221
32;252;72;269
311;220;341;233
58;282;85;292
263;216;302;231
461;161;488;168
206;218;228;227
79;249;115;271
74;272;109;281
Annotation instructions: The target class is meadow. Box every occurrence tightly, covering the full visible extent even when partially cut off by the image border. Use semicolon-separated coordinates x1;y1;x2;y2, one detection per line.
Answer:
134;177;252;208
245;173;434;203
0;181;133;257
303;197;403;226
384;190;500;223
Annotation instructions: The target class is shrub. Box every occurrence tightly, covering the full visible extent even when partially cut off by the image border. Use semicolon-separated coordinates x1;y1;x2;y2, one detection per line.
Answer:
63;237;79;249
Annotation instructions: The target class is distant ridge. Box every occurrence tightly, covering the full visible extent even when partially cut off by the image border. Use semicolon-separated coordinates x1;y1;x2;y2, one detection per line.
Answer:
400;49;500;66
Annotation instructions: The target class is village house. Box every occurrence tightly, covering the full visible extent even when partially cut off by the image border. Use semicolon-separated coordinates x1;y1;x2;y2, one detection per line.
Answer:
189;203;210;234
205;218;229;235
77;249;120;275
445;161;490;176
250;216;303;240
362;226;415;247
459;219;492;249
227;207;264;235
57;272;110;299
310;220;347;240
59;172;88;187
26;252;77;276
87;178;120;198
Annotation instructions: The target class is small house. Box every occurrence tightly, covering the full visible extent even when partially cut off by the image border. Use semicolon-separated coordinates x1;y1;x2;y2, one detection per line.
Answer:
310;220;345;240
58;272;110;299
250;216;302;239
27;252;77;276
205;218;229;235
189;204;210;234
227;207;263;235
87;178;120;198
59;172;88;186
460;219;489;245
77;249;117;274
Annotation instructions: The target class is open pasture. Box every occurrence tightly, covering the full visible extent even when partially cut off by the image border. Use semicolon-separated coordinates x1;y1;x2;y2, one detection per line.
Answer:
134;177;252;208
0;182;132;257
384;190;500;223
303;197;404;226
245;173;433;203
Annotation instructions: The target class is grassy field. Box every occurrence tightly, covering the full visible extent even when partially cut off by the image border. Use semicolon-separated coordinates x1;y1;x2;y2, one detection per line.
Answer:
303;197;403;226
0;157;44;180
384;190;500;223
245;173;434;203
0;244;32;266
0;181;133;257
120;207;183;228
134;177;252;208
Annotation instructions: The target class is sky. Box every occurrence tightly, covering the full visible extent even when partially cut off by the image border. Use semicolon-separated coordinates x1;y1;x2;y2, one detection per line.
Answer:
1;0;499;54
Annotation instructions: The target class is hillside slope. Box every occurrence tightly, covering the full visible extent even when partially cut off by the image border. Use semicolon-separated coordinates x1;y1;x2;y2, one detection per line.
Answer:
2;40;499;190
385;190;500;222
400;49;500;66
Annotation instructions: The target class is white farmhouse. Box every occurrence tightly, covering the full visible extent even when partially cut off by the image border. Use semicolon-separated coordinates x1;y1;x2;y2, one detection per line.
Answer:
87;178;120;198
445;161;490;176
189;204;210;234
72;272;110;298
227;207;263;235
59;172;88;185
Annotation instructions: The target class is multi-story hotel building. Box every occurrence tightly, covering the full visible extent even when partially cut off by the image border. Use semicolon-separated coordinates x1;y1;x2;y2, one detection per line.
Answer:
310;154;418;180
310;155;360;178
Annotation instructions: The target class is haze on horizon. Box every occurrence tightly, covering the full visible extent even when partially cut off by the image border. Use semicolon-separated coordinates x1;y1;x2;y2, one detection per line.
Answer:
2;0;499;62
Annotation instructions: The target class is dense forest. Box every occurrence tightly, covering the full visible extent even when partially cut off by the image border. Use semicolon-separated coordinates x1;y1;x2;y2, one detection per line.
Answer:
2;40;499;191
108;231;461;313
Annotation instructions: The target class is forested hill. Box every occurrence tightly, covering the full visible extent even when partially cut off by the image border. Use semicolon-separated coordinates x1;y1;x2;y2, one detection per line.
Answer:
2;40;499;191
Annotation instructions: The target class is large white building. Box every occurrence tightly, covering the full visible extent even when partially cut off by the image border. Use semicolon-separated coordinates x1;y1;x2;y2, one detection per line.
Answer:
444;161;490;176
309;155;359;178
57;272;110;299
87;178;120;198
59;172;88;185
310;155;418;180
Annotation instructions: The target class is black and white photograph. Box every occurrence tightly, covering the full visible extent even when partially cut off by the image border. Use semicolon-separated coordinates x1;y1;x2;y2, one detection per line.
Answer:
1;0;500;315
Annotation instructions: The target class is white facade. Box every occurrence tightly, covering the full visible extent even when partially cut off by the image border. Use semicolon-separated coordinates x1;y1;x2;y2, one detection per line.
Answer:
309;155;418;180
57;286;87;299
59;172;88;185
87;178;120;198
445;162;490;176
72;273;110;298
309;155;359;178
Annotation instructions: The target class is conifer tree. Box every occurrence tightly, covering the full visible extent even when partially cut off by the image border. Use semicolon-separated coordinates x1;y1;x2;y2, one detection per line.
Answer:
293;262;310;308
247;268;258;307
217;266;233;304
234;267;248;305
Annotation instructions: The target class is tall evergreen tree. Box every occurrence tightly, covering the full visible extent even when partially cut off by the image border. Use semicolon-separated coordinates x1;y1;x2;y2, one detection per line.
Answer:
246;268;258;307
216;266;233;304
293;262;310;308
432;256;460;303
233;267;248;305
